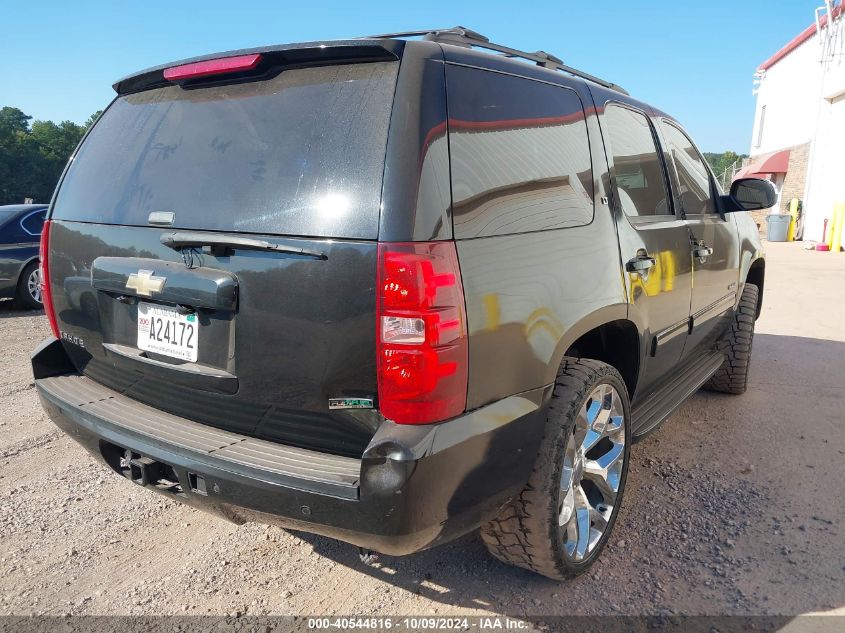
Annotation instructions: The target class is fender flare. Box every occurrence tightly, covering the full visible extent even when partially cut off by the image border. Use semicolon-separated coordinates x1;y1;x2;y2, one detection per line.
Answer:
544;302;637;386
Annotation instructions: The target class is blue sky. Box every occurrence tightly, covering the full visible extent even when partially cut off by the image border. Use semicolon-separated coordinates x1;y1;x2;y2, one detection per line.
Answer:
1;1;821;152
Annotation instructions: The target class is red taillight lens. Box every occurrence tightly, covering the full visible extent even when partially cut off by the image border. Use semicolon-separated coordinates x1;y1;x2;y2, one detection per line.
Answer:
39;220;60;339
163;54;263;81
377;242;468;424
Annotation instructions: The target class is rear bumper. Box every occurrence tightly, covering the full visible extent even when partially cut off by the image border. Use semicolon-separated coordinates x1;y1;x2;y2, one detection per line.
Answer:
33;338;549;555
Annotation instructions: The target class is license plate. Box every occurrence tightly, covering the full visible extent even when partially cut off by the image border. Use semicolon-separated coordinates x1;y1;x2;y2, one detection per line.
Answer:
137;302;198;362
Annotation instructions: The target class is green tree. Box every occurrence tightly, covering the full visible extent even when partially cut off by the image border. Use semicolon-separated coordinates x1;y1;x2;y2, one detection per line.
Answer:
0;107;31;136
716;151;740;175
84;110;103;129
0;106;99;204
0;107;37;203
704;150;747;177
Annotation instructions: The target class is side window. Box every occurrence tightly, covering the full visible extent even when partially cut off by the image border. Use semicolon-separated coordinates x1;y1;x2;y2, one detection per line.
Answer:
659;121;717;215
447;65;594;238
20;210;46;236
603;105;671;217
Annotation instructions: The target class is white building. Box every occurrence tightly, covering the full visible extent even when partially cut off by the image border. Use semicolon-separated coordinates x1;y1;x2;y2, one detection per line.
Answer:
742;2;845;241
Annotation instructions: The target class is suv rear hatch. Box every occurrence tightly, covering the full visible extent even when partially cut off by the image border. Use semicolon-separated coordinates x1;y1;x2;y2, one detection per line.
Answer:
46;51;399;457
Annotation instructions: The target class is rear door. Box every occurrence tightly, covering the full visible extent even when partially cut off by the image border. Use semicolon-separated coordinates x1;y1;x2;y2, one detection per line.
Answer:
600;102;693;397
47;60;399;457
656;120;740;353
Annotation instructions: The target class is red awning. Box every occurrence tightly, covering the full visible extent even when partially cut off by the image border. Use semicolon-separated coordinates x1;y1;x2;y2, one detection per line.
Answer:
734;149;790;180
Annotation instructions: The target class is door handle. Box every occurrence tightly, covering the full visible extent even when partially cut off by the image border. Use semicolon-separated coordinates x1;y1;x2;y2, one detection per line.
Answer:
691;238;713;260
626;254;657;273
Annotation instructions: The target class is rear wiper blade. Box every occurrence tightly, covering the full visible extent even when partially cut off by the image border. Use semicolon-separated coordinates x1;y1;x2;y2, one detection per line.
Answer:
160;231;327;260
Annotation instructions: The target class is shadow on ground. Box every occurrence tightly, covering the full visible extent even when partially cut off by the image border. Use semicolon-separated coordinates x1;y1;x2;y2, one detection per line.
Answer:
0;298;41;318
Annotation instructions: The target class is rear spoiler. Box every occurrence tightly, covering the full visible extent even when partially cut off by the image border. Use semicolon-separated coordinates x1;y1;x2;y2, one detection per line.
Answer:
113;39;404;95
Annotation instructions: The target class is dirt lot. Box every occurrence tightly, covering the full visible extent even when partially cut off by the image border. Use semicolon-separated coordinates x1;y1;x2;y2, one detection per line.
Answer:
0;241;843;620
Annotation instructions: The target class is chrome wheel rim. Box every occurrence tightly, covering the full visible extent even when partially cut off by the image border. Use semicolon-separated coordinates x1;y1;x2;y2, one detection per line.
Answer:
27;268;42;304
559;383;625;562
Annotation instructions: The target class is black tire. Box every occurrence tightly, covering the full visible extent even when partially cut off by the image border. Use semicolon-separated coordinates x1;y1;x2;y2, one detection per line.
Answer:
703;282;758;395
480;358;632;580
15;261;43;311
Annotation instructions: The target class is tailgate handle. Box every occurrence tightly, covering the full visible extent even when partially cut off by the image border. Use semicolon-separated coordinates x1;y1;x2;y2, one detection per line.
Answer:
92;257;238;312
160;231;327;260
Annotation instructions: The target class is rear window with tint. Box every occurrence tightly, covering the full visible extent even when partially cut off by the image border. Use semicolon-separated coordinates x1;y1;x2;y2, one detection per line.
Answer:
52;62;399;239
447;65;594;238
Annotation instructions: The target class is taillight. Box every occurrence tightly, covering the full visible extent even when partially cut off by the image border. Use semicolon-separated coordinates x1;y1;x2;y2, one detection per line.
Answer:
377;242;468;424
39;220;60;339
163;54;263;81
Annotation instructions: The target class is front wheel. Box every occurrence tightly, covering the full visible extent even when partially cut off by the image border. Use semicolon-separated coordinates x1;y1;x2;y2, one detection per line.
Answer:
16;261;43;310
703;282;758;395
480;358;631;580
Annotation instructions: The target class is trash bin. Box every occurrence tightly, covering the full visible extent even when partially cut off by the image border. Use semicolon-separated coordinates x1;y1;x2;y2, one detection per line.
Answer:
766;214;791;242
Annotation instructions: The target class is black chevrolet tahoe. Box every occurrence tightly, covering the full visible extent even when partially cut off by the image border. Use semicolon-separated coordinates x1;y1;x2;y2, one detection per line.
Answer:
31;27;775;580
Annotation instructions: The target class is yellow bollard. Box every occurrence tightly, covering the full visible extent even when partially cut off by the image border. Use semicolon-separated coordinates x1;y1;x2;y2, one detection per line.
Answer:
787;198;800;241
827;205;839;250
832;203;845;253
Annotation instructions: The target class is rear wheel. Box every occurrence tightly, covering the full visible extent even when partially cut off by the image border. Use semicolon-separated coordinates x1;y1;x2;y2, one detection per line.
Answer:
480;358;631;580
703;282;758;395
16;261;43;310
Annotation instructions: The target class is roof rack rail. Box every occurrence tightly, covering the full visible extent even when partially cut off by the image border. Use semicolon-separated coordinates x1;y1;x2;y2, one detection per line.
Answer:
365;26;628;96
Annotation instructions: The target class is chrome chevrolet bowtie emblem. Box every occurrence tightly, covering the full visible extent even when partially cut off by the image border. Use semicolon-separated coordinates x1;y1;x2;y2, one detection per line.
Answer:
125;269;166;297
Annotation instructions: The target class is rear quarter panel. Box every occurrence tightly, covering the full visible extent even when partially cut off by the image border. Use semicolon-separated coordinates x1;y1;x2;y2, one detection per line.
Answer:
458;221;628;409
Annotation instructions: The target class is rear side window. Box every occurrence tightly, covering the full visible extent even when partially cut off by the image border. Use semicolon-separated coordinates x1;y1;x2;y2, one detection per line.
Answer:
659;121;717;215
603;104;671;217
447;66;594;238
52;62;399;239
20;210;46;236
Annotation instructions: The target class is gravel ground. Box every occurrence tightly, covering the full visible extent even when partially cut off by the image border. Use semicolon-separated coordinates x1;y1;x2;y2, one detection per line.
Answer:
0;241;843;620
